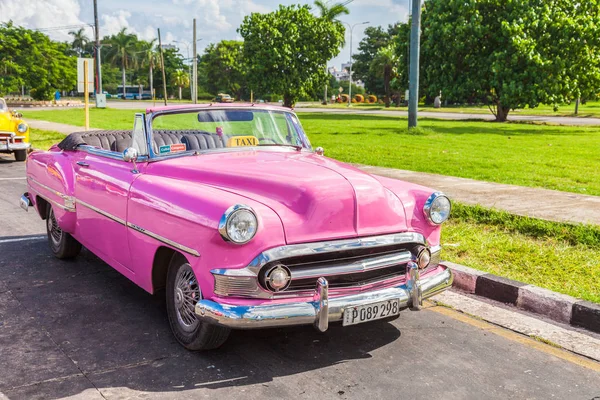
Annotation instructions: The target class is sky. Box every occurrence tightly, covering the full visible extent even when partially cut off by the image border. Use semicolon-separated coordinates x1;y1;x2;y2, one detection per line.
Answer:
0;0;409;68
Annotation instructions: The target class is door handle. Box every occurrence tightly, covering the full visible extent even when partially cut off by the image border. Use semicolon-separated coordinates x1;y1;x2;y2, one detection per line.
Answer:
77;161;90;167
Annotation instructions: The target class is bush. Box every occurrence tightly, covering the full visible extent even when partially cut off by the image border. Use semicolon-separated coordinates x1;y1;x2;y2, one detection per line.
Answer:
30;85;54;101
354;94;364;103
367;95;377;103
197;92;214;100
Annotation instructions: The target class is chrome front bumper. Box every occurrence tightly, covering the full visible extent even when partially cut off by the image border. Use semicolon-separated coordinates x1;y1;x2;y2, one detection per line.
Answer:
195;263;453;332
0;141;30;151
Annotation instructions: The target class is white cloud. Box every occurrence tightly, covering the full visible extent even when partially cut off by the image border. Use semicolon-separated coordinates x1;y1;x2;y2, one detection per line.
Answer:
0;0;90;40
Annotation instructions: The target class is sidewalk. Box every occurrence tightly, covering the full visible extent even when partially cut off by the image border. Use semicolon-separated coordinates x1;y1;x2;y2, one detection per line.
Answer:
295;107;600;126
27;119;600;226
358;165;600;226
28;119;98;134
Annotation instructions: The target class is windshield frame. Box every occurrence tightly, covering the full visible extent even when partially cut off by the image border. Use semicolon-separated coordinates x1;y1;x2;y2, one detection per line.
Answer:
145;106;312;160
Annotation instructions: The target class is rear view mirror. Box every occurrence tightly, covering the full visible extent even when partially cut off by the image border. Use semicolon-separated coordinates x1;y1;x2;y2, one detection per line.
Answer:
198;110;254;123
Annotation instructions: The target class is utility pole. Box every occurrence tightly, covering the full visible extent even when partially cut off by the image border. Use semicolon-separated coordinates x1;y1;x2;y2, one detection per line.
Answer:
408;0;422;128
93;0;105;108
193;19;198;104
158;29;168;106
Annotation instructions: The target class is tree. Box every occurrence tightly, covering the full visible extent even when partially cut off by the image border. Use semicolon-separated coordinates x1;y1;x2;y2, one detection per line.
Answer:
421;0;600;121
313;0;350;22
238;4;345;107
370;44;398;107
352;24;399;96
105;28;138;98
200;41;247;100
0;22;76;99
171;69;189;100
138;40;158;97
68;28;89;57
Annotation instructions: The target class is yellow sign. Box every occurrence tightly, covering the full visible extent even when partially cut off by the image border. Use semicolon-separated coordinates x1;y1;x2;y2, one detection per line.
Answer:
227;136;259;147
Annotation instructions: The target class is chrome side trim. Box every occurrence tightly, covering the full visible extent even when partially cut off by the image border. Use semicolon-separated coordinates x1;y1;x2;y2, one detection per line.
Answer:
28;177;76;212
196;265;453;331
76;199;126;225
245;232;426;274
127;222;200;257
78;145;149;163
290;251;412;280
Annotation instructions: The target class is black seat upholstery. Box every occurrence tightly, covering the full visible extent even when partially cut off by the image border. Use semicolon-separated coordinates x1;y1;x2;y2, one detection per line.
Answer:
57;129;228;153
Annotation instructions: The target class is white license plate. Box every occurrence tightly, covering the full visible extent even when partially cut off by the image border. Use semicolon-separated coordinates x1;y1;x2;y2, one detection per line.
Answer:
342;299;400;327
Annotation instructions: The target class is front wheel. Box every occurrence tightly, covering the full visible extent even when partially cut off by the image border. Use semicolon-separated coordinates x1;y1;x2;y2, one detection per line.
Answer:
166;254;230;350
46;206;82;259
14;150;27;162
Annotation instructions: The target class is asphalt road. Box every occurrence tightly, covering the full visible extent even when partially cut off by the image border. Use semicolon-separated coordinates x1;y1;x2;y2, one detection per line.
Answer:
1;155;599;399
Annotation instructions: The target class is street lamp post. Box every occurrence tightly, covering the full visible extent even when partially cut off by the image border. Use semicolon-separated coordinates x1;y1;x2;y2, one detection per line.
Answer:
173;40;192;101
174;38;202;102
343;21;369;107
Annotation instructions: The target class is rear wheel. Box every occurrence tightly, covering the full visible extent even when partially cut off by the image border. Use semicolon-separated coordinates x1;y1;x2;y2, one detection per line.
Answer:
46;206;82;259
14;150;27;162
166;254;230;350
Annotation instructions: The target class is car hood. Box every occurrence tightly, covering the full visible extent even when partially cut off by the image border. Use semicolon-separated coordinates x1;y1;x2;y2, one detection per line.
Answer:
147;149;408;244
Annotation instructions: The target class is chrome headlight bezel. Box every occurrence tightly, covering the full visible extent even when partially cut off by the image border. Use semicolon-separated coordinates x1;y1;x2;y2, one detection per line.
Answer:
218;204;258;244
423;192;451;225
17;123;28;133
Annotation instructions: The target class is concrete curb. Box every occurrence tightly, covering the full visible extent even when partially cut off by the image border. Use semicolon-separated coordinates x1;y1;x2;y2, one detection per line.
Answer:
445;261;600;334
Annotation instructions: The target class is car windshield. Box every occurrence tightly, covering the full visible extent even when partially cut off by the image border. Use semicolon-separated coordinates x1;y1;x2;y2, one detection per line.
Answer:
150;108;310;156
0;99;7;111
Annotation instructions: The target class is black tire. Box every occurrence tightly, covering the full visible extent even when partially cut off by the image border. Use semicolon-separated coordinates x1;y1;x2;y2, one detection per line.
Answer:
166;253;230;350
46;206;82;259
14;150;27;162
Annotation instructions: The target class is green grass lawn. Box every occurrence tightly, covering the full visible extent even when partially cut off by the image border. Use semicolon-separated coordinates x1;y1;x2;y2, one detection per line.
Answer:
29;128;66;150
446;204;600;303
302;100;600;118
24;108;600;196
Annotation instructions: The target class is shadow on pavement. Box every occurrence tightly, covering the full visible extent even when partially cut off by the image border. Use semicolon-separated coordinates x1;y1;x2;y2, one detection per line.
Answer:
0;237;401;399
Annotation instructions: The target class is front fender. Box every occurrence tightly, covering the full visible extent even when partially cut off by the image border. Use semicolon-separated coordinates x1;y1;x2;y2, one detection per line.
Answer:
127;174;286;297
374;175;443;246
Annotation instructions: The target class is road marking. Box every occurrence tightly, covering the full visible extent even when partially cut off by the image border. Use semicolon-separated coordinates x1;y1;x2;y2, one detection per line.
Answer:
427;302;600;372
0;236;46;244
0;177;26;181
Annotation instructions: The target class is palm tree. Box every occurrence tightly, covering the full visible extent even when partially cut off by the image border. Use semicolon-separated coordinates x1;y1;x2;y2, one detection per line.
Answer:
138;40;158;98
172;69;190;100
105;28;138;99
370;44;398;107
313;0;351;21
68;28;89;56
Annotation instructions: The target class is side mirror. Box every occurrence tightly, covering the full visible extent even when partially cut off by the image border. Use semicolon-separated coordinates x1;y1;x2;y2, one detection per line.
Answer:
13;111;22;119
123;147;139;174
123;147;139;162
315;147;324;156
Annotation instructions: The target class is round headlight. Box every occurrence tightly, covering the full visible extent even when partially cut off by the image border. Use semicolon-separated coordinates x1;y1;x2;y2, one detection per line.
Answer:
219;205;258;244
17;123;28;133
265;265;291;292
423;192;451;225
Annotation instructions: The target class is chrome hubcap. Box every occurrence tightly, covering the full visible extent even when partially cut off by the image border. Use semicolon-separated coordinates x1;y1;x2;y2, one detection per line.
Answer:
47;209;62;246
174;264;200;332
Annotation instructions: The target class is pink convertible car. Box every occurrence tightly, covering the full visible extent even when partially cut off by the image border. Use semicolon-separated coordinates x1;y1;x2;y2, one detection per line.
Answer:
20;104;453;350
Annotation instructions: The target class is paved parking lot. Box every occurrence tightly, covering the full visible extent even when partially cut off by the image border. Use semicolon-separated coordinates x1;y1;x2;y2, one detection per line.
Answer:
1;155;599;399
